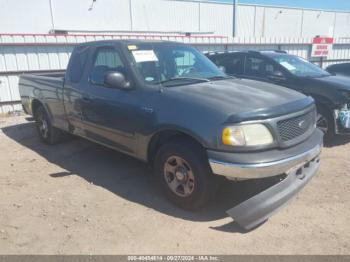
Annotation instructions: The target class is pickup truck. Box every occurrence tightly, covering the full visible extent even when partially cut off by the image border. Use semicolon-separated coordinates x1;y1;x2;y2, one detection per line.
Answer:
19;40;323;230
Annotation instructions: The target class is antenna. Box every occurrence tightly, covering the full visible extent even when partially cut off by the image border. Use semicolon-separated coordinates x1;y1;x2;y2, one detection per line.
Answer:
88;0;97;11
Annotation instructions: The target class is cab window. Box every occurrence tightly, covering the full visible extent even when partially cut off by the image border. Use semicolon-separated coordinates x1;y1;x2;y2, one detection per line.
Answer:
245;56;282;78
216;54;244;75
90;47;127;85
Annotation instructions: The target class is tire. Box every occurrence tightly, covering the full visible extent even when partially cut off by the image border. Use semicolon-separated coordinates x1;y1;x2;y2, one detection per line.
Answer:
316;105;335;143
154;138;218;210
34;106;63;145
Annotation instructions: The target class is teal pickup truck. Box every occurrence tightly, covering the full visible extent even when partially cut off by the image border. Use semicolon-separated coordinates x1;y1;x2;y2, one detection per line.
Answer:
19;40;323;230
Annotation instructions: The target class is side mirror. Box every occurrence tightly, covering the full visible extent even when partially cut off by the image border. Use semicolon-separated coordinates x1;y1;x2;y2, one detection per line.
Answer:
104;71;130;89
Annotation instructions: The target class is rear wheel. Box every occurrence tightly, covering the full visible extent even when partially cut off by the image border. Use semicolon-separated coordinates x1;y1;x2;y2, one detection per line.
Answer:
34;106;63;144
316;105;334;143
154;138;218;210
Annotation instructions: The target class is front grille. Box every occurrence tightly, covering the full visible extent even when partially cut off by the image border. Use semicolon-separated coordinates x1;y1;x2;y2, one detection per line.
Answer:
277;110;315;142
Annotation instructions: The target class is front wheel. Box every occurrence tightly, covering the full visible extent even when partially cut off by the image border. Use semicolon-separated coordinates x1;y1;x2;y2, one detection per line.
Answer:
154;139;218;210
316;105;335;143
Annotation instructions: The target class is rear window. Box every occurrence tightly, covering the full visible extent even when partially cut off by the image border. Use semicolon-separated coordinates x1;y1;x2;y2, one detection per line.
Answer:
69;46;90;83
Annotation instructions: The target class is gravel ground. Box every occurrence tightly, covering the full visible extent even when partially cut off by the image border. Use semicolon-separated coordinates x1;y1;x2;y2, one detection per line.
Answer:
0;115;349;255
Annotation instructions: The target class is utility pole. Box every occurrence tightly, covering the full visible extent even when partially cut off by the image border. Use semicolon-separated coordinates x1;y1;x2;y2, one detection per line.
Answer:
49;0;55;31
233;0;238;37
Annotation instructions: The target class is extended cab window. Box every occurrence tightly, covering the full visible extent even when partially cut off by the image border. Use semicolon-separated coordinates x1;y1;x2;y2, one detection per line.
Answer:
216;55;244;75
90;47;127;85
69;46;90;83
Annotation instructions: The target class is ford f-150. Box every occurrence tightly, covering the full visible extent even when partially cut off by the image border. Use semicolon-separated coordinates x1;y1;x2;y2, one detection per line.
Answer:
19;40;323;230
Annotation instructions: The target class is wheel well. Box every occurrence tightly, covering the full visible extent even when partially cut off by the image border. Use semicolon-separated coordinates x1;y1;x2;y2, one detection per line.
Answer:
311;95;333;109
31;99;43;117
147;130;204;163
316;102;332;113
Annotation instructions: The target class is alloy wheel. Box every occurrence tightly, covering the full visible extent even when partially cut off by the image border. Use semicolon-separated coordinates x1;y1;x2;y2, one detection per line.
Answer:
37;113;49;139
163;156;195;197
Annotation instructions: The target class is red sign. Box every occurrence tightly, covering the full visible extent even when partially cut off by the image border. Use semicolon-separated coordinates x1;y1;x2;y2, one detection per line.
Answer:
311;37;333;57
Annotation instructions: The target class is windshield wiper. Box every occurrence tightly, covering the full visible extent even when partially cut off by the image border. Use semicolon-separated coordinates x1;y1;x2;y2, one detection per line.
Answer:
315;74;331;78
157;77;210;86
208;75;234;80
306;74;330;79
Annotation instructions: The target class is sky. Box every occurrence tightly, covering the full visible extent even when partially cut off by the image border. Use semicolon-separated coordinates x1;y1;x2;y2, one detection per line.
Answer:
215;0;350;11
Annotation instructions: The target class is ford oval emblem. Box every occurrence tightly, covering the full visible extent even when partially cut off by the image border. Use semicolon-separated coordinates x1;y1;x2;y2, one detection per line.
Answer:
298;120;307;129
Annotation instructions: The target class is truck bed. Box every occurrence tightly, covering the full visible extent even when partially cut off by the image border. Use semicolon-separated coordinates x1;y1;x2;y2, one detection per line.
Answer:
19;71;66;117
29;70;66;78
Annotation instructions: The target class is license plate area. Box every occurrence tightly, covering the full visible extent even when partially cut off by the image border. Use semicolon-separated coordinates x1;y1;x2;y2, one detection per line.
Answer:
286;156;320;180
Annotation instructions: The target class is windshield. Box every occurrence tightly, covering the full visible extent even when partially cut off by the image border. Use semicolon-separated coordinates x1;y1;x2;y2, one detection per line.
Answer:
270;54;330;78
127;43;226;86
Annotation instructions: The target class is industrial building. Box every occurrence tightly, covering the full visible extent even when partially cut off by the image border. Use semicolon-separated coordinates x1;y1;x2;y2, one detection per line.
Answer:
1;0;350;112
2;0;350;37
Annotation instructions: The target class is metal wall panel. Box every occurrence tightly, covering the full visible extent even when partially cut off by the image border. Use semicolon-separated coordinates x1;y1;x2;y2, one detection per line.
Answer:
0;74;22;113
199;2;233;37
263;7;303;37
1;1;350;38
334;12;350;38
253;6;265;38
0;35;75;113
132;0;199;32
0;0;53;33
0;76;14;107
302;10;336;37
237;5;256;37
52;0;132;32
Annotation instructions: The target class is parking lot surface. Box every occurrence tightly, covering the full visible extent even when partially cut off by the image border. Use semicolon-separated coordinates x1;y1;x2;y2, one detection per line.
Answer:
0;115;349;254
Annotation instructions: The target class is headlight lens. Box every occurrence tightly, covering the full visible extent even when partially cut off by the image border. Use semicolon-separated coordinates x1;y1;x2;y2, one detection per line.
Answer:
222;124;274;146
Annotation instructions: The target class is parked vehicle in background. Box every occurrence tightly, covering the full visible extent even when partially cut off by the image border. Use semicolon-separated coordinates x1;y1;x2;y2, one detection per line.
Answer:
206;51;350;142
326;62;350;77
19;40;323;230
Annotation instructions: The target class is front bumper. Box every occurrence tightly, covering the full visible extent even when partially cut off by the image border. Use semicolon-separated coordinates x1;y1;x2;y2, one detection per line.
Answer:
208;129;323;180
207;129;323;230
227;155;320;230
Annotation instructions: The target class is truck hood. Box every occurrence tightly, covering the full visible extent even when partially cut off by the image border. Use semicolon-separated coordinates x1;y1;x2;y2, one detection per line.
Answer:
167;78;312;122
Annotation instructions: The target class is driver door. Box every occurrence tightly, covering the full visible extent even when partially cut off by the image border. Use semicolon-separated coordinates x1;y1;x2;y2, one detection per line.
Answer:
215;54;245;77
80;46;139;156
243;55;286;85
244;55;305;94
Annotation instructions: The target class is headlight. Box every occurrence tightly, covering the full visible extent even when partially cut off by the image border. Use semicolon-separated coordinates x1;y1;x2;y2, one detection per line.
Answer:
222;124;274;146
